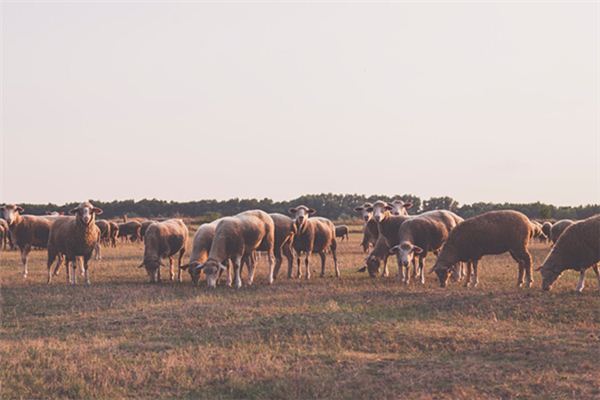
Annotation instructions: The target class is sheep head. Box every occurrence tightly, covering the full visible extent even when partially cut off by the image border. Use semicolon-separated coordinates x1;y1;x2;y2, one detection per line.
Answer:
389;199;413;216
371;201;392;223
429;261;451;288
70;201;103;225
354;202;373;223
1;204;24;226
288;205;316;231
390;242;423;268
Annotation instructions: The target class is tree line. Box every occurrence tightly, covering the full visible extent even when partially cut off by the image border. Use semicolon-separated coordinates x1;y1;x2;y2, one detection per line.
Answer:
12;194;600;222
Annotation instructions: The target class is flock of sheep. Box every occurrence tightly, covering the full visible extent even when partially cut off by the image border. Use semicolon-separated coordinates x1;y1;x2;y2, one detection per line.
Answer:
0;200;599;293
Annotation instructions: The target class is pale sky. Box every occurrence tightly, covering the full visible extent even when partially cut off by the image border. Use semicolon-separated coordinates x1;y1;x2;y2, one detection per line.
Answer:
1;2;598;206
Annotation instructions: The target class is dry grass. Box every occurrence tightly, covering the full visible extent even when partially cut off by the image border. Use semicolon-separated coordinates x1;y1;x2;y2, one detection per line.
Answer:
1;230;599;399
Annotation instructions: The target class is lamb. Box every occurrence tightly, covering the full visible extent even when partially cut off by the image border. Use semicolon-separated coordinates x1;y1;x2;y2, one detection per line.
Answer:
537;214;600;292
137;219;188;283
550;219;574;243
354;203;378;253
289;205;339;279
118;221;142;242
335;225;349;241
1;204;54;278
46;201;103;285
430;210;533;288
187;210;275;289
389;211;463;285
269;213;296;280
109;221;119;247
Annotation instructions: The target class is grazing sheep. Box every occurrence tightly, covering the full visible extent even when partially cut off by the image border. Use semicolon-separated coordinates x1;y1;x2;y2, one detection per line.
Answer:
550;219;574;243
1;204;54;278
188;210;275;289
118;221;142;242
109;221;119;247
137;219;188;283
46;201;103;285
541;221;553;242
389;210;463;285
289;205;339;279
180;219;227;285
94;220;111;260
538;215;600;292
354;203;378;253
430;210;533;288
270;213;296;280
357;236;390;278
335;225;350;241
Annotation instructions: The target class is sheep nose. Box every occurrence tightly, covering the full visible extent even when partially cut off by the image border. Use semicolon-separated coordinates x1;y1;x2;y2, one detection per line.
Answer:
402;261;409;267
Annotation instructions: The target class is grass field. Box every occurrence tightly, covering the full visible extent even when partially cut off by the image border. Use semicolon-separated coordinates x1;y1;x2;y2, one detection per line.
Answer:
1;229;599;399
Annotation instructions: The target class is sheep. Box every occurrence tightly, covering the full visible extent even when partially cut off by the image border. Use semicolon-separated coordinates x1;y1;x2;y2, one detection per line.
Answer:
180;218;226;285
430;210;533;288
550;219;574;243
137;219;188;283
529;220;547;243
94;220;111;260
269;213;296;280
541;221;553;242
289;205;339;279
389;210;463;285
354;203;378;253
335;225;349;241
1;204;54;278
118;221;142;242
109;221;119;247
46;201;103;285
188;210;275;289
538;214;600;292
357;236;390;278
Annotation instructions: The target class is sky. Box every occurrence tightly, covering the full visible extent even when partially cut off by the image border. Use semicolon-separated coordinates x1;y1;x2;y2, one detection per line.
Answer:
1;2;598;206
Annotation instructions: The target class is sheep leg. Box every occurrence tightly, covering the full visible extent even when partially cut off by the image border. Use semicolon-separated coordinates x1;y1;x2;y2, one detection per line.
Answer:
576;270;586;293
418;256;425;285
83;256;91;286
304;253;311;280
403;262;410;285
94;241;101;261
272;251;282;280
412;258;418;279
225;260;233;287
296;254;302;279
591;264;600;292
382;254;389;278
246;254;256;286
266;251;275;285
168;257;175;281
20;245;31;278
283;244;294;279
177;249;184;283
70;259;77;285
65;259;71;284
319;251;327;278
464;262;472;288
233;256;243;289
516;263;525;288
472;260;479;288
331;240;340;278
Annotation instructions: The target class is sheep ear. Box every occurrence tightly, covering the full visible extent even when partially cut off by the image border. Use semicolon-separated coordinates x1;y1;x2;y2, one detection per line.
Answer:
389;245;400;254
288;208;297;214
16;206;24;213
193;264;205;272
354;206;364;212
357;266;367;273
413;246;423;254
93;207;103;215
308;208;316;215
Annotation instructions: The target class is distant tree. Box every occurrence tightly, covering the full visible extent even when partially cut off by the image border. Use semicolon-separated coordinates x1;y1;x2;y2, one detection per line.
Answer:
423;196;459;212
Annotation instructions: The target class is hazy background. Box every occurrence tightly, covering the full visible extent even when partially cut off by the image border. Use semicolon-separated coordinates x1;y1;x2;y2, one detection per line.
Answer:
1;2;598;206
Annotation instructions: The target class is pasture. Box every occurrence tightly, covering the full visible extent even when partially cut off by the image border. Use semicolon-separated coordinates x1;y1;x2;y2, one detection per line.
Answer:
0;229;598;399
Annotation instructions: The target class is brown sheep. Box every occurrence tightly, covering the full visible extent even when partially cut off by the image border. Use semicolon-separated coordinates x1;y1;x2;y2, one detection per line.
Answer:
1;204;54;278
430;210;533;288
335;225;350;241
529;220;547;243
270;213;296;280
94;220;111;260
109;221;119;247
46;201;103;285
389;211;463;285
541;221;553;242
357;236;390;278
189;210;275;289
137;219;188;283
550;219;574;243
538;214;600;292
140;220;155;241
289;205;339;279
354;203;378;253
118;221;142;242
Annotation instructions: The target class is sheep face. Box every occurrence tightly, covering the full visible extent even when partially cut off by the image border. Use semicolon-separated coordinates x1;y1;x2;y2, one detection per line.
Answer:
365;255;382;277
70;202;103;225
1;204;24;226
145;261;162;283
390;243;423;267
199;259;227;289
289;206;316;231
183;262;201;285
431;262;451;287
539;266;562;291
371;201;392;223
389;200;412;216
354;203;373;223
